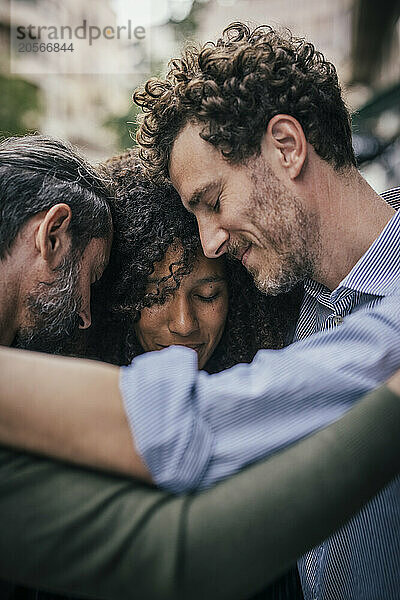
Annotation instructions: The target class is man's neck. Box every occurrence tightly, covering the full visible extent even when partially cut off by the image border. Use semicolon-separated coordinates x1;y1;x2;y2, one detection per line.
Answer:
310;166;395;292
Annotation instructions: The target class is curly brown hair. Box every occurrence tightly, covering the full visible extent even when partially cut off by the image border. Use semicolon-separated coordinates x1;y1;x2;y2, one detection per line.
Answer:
133;21;355;183
85;150;302;373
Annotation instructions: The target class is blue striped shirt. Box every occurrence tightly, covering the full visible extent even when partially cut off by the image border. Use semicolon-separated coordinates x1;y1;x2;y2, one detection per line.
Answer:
120;187;400;600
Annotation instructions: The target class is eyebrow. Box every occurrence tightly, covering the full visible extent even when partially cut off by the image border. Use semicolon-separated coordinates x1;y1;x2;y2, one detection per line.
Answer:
187;181;219;209
194;276;226;285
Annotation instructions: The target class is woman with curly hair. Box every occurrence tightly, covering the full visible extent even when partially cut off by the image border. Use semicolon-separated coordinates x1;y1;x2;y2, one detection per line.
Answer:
85;149;302;373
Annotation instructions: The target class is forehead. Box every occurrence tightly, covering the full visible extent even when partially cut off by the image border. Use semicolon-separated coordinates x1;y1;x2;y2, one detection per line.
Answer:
169;123;230;206
151;244;225;282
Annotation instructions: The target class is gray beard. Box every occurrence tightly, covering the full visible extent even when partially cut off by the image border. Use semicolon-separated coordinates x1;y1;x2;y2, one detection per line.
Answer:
245;159;319;295
248;252;313;296
13;253;83;355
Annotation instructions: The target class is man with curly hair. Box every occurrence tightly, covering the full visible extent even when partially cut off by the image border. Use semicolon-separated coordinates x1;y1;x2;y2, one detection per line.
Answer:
134;23;377;298
128;22;400;600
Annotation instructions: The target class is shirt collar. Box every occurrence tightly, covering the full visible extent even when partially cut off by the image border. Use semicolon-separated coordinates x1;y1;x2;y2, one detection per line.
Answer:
305;188;400;302
333;208;400;299
303;278;332;305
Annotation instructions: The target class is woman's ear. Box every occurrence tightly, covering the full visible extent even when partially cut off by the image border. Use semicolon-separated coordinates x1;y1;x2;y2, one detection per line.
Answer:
35;204;72;264
264;114;307;180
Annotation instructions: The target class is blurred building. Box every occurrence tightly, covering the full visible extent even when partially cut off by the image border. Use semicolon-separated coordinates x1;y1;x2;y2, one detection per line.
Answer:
350;0;400;190
189;0;400;190
196;0;353;80
1;0;148;160
0;0;399;183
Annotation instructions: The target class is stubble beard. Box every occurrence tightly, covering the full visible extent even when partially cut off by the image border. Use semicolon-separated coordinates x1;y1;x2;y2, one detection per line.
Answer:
13;252;83;355
242;159;320;296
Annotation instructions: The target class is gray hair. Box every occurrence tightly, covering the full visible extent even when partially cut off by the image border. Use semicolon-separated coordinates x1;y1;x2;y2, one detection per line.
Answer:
0;135;112;259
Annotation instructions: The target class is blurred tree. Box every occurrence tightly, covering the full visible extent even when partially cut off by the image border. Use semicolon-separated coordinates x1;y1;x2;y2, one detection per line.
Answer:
104;1;207;152
104;58;164;151
0;74;41;137
104;102;141;152
169;0;207;42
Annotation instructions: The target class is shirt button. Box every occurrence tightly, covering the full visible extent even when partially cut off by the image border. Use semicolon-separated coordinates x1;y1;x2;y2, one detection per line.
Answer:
332;315;343;325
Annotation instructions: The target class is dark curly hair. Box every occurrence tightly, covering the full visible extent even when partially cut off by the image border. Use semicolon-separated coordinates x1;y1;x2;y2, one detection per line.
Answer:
133;21;355;183
86;150;302;372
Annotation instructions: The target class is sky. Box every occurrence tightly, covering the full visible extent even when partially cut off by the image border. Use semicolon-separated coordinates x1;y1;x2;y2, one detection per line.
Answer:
111;0;198;28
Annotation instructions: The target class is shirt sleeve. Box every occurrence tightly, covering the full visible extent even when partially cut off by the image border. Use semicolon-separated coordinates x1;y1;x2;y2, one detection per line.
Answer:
1;386;400;600
120;292;400;493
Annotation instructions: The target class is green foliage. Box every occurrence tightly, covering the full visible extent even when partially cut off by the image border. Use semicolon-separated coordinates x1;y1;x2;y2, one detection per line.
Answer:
170;1;206;42
104;102;141;152
0;74;41;137
104;62;165;152
104;1;206;152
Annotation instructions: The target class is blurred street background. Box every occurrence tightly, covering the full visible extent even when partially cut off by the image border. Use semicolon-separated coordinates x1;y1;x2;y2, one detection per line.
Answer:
0;0;399;191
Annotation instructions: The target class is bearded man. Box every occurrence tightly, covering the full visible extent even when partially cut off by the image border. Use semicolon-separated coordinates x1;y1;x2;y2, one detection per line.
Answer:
0;135;111;600
126;22;400;599
0;135;112;353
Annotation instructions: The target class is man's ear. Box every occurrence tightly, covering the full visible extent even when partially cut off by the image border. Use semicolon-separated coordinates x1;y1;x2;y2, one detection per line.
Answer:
35;204;72;264
265;115;307;179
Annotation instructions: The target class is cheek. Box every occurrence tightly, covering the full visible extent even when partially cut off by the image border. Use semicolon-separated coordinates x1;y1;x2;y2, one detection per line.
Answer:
134;307;166;348
198;298;228;339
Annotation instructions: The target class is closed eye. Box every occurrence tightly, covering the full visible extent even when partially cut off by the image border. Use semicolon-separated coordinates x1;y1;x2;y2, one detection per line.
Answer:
196;292;220;303
212;196;221;213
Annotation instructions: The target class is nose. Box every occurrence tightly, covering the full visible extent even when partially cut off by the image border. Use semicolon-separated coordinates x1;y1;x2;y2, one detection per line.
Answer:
78;276;92;330
78;289;92;330
78;308;92;330
168;295;199;337
197;217;229;259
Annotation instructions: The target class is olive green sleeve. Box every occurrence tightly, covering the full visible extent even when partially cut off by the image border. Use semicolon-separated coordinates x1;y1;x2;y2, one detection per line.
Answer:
0;385;398;600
